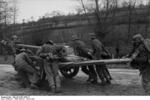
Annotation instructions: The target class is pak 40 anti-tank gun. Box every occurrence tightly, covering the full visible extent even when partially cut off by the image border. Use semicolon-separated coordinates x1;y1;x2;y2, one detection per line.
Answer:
0;40;131;79
15;43;131;78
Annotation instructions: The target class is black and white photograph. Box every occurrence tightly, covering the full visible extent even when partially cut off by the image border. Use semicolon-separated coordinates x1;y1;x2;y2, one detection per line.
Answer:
0;0;150;96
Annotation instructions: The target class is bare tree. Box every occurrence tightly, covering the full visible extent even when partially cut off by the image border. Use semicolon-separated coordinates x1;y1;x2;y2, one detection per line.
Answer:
11;0;18;35
93;0;119;38
77;0;92;24
0;0;14;38
0;0;14;54
121;0;137;41
74;0;119;39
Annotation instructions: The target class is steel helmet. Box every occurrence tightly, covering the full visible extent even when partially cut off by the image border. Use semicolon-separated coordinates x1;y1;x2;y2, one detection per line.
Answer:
12;35;18;40
20;48;26;52
132;34;144;42
89;33;96;39
72;35;79;40
46;40;54;45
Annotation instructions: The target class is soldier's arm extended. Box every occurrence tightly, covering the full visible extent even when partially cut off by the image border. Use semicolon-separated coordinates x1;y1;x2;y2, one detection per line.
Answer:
36;47;43;56
131;45;149;63
23;53;40;75
130;45;142;60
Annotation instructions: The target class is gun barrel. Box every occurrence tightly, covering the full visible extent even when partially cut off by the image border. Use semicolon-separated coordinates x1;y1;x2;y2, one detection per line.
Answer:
59;58;131;68
16;44;41;49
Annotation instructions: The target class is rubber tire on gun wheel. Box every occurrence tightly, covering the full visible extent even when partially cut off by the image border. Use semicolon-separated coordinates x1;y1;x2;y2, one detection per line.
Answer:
60;66;79;79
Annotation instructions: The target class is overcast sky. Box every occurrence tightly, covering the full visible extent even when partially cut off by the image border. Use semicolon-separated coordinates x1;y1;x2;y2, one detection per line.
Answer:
16;0;78;23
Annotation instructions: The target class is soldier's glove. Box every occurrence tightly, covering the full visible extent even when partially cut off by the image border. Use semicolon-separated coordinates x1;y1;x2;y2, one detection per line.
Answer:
46;56;50;60
87;52;92;55
47;53;54;60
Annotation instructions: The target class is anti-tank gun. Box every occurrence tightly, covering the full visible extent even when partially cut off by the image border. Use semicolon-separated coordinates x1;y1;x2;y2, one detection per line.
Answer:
0;40;132;79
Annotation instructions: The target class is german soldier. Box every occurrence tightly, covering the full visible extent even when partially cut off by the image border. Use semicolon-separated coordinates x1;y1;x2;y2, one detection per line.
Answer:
90;33;112;85
71;35;97;83
14;49;39;88
129;34;150;94
37;40;62;93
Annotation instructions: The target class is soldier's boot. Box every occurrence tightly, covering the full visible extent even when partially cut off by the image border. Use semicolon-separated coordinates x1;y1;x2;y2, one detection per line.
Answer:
51;86;56;93
86;75;93;82
30;83;39;89
90;74;98;84
20;82;30;88
104;71;112;85
55;87;62;93
98;73;107;86
19;72;30;88
82;66;90;76
104;67;112;80
90;78;98;84
87;74;96;83
100;66;111;85
98;74;106;86
100;80;107;86
106;79;111;85
88;65;97;84
105;74;111;85
55;76;62;93
86;77;91;82
96;65;106;86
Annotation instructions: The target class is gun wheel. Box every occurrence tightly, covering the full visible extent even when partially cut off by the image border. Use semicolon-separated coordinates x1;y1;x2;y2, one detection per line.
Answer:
60;66;79;79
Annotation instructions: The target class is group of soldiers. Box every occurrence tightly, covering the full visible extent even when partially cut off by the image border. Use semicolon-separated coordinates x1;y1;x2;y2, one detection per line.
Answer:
1;33;150;94
71;33;112;85
10;33;113;93
14;39;64;93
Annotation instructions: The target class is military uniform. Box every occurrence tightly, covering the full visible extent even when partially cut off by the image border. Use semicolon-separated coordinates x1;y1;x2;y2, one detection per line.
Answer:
14;51;39;88
90;34;112;85
37;42;62;93
71;37;97;83
130;34;150;94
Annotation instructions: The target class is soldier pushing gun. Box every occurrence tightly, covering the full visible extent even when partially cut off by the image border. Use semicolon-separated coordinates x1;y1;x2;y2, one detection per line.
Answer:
90;33;112;85
128;34;150;95
37;40;65;93
71;35;97;84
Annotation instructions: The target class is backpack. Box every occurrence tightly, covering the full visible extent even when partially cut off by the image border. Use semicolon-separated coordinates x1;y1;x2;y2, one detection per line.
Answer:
143;39;150;64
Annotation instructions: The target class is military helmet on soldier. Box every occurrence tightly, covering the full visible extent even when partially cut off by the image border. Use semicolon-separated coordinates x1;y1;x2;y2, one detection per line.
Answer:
132;34;144;43
12;35;18;40
72;35;79;41
89;33;96;39
20;48;26;53
46;40;54;45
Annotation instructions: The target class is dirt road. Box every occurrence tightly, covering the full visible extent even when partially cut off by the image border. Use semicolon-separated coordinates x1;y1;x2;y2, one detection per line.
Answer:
0;65;146;95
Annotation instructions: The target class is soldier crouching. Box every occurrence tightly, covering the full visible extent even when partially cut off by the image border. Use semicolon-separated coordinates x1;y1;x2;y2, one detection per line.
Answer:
14;49;39;88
